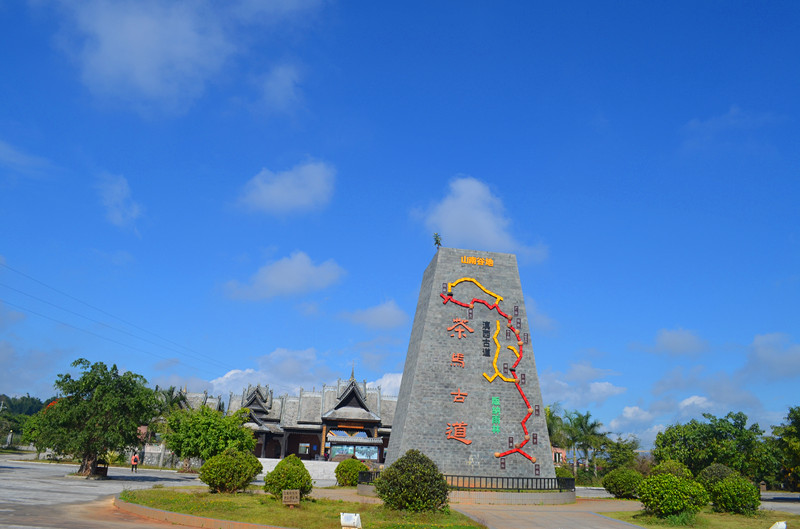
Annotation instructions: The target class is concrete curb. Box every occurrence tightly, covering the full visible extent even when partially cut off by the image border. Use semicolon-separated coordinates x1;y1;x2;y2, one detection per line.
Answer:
114;497;296;529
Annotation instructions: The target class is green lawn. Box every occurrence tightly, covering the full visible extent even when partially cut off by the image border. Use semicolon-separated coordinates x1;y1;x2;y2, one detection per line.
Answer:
119;488;486;529
604;507;800;528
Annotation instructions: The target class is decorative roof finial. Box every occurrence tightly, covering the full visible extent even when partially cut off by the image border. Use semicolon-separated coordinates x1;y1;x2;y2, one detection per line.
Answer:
350;362;355;380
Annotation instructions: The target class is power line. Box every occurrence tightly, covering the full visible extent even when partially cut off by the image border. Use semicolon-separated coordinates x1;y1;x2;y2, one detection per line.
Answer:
0;261;226;369
0;281;235;373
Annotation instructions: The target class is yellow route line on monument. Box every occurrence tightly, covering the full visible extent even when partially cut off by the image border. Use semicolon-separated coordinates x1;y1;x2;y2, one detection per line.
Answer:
447;277;503;305
483;320;516;383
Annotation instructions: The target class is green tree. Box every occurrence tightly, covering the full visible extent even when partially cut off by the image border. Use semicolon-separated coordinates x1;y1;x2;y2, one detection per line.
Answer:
22;358;157;476
571;410;608;476
653;412;770;479
772;406;800;490
603;435;640;471
545;402;568;449
165;406;255;471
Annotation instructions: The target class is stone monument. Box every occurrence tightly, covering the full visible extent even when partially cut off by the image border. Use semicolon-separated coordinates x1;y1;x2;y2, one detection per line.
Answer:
387;247;555;478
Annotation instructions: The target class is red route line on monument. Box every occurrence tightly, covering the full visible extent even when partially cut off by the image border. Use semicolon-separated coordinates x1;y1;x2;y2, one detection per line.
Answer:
441;287;538;464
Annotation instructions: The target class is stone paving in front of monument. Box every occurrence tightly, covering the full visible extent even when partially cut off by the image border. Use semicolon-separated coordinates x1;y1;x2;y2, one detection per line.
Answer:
3;453;798;529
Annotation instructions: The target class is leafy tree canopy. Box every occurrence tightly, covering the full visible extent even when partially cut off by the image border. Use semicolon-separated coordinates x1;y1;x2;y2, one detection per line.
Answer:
22;358;158;475
653;411;769;478
603;435;640;471
772;406;800;490
165;405;255;469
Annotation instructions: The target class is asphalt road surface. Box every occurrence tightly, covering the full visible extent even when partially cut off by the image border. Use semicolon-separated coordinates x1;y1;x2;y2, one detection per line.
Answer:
0;454;200;528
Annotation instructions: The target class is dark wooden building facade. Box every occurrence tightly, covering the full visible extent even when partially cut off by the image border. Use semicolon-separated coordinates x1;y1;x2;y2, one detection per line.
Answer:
228;374;397;462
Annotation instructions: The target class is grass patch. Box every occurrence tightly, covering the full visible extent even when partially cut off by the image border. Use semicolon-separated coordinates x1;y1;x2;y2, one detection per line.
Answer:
604;506;800;528
120;488;485;529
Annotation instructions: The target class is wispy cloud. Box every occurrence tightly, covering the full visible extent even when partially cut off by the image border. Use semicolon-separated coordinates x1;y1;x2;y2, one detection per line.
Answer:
96;174;143;232
0;139;52;176
631;328;708;356
238;161;335;215
341;300;409;330
420;176;548;261
368;372;403;396
540;361;626;408
0;301;26;330
682;106;782;153
209;347;337;396
59;2;232;110
609;405;656;432
525;297;557;333
225;251;344;300
260;63;303;113
742;333;800;380
53;1;324;112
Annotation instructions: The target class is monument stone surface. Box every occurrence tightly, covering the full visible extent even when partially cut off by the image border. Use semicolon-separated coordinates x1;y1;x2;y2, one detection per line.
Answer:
387;247;555;478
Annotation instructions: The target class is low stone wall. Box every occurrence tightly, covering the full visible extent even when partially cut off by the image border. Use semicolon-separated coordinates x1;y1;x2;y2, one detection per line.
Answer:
357;485;575;505
449;489;575;505
137;444;202;469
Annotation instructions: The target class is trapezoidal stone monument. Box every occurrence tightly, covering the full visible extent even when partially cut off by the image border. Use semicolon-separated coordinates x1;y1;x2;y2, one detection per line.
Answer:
387;247;555;479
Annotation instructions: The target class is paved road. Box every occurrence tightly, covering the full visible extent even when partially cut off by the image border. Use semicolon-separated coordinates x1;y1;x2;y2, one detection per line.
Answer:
0;454;200;528
761;492;800;515
2;453;798;529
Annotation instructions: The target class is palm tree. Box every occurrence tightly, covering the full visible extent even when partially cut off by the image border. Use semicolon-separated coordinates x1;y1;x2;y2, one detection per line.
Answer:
545;402;568;449
433;233;442;248
571;411;608;476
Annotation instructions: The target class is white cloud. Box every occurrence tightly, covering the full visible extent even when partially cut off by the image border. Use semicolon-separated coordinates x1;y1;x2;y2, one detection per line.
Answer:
53;1;324;111
261;63;303;112
0;301;26;330
420;176;548;260
238;161;335;215
201;347;338;397
60;1;233;108
96;173;143;231
679;395;712;412
525;297;557;333
225;251;344;300
631;328;708;356
0;341;67;398
540;361;625;408
609;406;656;431
653;328;708;355
368;373;403;396
342;300;408;329
0;139;52;176
743;333;800;379
682;106;782;152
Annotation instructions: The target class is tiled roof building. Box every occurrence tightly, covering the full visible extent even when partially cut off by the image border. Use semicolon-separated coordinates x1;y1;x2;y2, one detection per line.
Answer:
228;372;397;462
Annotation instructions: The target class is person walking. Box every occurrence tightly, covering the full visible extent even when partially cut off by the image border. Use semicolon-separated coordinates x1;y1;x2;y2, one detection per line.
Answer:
131;452;139;473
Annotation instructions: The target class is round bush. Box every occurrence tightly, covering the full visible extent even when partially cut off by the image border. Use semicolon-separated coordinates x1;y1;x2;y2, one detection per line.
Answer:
602;468;643;499
637;474;709;517
375;449;448;512
335;458;368;486
711;475;760;514
199;448;262;493
697;463;737;492
651;459;693;479
263;454;313;499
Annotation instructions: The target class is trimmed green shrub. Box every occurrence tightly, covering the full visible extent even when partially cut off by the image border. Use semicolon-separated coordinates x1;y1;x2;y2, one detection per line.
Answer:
711;475;760;514
199;448;262;493
335;458;368;486
651;459;693;479
375;449;448;512
637;474;709;517
263;454;313;499
555;465;574;478
602;467;644;499
697;463;737;492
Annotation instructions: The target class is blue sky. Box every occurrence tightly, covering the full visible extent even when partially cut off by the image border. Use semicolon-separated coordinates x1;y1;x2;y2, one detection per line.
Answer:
1;1;798;447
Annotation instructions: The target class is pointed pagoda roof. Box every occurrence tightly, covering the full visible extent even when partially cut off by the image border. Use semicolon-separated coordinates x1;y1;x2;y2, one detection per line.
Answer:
322;371;380;423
